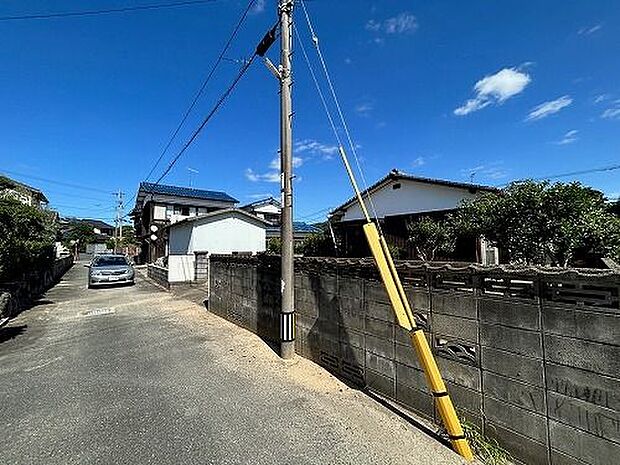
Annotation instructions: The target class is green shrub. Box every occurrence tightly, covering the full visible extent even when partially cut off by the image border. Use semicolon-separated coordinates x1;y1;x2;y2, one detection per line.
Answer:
0;198;57;282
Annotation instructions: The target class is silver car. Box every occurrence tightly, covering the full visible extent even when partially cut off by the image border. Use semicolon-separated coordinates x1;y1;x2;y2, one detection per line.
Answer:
88;254;135;288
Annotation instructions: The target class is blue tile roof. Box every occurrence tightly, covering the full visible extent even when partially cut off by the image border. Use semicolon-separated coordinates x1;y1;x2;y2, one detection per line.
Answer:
293;222;319;233
140;182;238;203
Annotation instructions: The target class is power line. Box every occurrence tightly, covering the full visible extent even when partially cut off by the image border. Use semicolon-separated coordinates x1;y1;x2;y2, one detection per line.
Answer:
497;163;620;187
534;163;620;181
295;206;333;221
1;170;113;194
143;0;258;183
0;0;216;22
152;51;259;186
298;0;382;228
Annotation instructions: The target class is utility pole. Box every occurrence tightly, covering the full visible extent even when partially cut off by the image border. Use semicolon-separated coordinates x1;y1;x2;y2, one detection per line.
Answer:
115;190;124;253
279;0;295;359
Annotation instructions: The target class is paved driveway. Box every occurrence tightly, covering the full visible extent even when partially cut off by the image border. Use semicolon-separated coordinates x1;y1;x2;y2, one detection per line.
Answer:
0;262;466;465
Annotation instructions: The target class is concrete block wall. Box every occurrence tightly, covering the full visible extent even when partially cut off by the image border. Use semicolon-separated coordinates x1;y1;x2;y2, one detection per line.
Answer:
1;256;74;319
147;264;169;289
209;255;620;465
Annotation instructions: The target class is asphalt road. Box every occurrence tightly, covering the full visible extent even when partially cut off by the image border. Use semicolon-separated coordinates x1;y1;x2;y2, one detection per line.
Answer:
0;262;466;465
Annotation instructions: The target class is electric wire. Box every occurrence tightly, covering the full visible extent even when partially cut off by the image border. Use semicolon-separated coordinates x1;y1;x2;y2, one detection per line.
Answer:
497;163;620;187
534;163;620;181
143;0;259;183
298;0;383;229
1;170;113;194
152;53;257;186
0;0;217;22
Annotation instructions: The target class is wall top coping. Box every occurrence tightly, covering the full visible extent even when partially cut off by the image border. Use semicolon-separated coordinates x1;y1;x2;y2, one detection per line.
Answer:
209;254;620;281
147;264;168;272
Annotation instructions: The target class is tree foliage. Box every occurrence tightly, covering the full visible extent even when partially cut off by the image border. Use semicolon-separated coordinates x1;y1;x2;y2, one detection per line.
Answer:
62;221;97;248
406;216;456;261
0;198;57;281
266;237;281;255
298;230;336;257
453;180;620;266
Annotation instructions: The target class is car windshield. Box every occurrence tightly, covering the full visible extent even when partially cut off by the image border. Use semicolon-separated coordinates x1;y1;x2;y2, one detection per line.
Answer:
93;256;128;267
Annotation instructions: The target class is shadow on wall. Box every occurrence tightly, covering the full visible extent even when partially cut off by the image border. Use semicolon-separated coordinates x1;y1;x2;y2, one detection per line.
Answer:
256;257;280;345
301;269;365;388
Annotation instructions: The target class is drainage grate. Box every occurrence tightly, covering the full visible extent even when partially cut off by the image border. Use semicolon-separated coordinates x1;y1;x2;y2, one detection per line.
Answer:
83;308;115;317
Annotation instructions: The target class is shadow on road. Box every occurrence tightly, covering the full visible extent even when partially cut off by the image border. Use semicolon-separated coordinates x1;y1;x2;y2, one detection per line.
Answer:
0;325;27;344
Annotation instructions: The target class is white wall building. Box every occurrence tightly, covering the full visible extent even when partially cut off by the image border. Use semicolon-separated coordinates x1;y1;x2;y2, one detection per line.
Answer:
329;169;499;263
166;209;268;283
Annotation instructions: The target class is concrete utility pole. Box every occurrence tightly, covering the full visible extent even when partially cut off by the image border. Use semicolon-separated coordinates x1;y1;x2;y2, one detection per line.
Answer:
279;0;295;359
115;190;124;253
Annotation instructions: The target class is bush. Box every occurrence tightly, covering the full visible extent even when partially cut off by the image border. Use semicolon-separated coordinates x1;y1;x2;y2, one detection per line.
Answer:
453;180;620;267
298;230;337;257
0;198;57;282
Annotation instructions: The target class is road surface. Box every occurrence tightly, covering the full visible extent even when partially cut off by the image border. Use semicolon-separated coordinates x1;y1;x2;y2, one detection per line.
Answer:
0;262;466;465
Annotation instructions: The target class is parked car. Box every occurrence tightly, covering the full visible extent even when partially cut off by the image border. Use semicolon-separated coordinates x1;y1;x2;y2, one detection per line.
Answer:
87;254;135;288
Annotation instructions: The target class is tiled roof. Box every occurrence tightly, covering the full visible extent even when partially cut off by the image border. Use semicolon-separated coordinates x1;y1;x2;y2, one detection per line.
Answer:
139;182;238;203
293;222;319;233
79;219;115;230
240;196;281;210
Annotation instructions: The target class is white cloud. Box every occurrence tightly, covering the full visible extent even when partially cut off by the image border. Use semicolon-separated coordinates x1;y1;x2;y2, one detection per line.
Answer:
384;13;418;34
461;163;508;181
250;0;266;15
248;193;275;200
556;129;579;145
294;139;339;160
365;19;381;32
269;156;303;169
355;102;374;117
245;168;279;183
366;12;418;37
578;24;602;35
602;106;620;120
526;95;572;121
454;68;531;116
411;156;425;168
594;94;610;104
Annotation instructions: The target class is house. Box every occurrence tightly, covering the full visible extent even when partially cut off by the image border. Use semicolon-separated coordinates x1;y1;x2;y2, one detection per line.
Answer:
132;182;238;263
266;222;319;245
240;196;319;245
0;175;48;208
329;169;499;262
79;219;115;237
240;196;281;223
165;209;269;283
80;219;115;255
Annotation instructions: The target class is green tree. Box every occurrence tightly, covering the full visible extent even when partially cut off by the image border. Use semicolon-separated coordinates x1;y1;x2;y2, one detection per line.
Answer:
62;221;97;249
406;216;456;261
298;230;336;257
0;198;57;281
453;180;620;266
266;237;281;254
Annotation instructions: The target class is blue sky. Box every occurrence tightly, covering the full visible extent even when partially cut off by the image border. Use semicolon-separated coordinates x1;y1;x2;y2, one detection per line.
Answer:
1;0;619;225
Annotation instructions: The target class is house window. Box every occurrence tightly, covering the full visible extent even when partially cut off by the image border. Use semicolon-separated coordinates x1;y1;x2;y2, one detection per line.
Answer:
392;183;401;190
181;206;190;216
